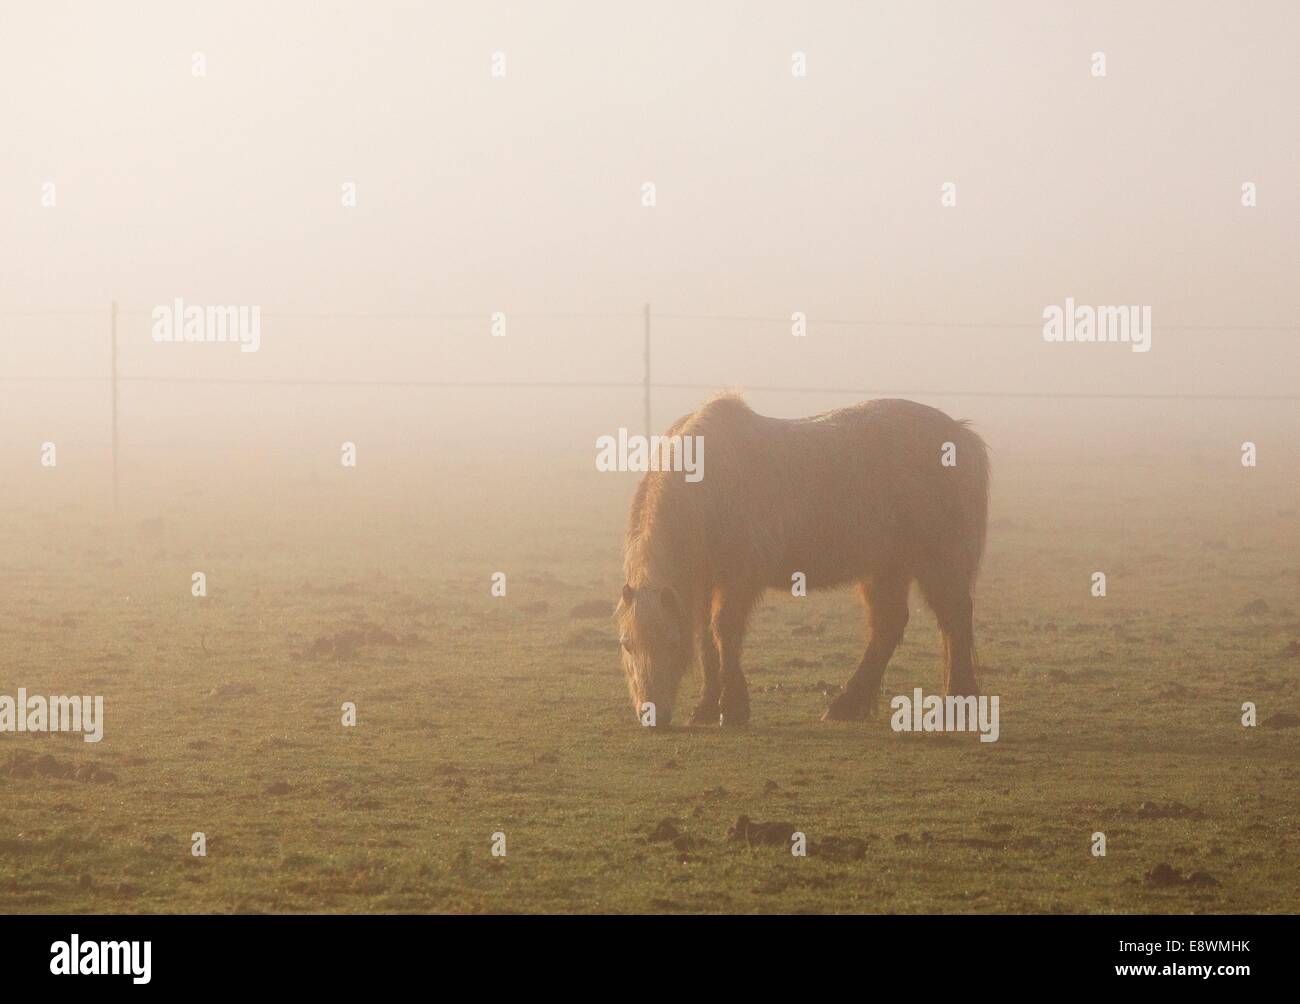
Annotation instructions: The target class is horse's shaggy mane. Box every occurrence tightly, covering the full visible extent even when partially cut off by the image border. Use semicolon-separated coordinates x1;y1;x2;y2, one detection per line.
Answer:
622;392;752;590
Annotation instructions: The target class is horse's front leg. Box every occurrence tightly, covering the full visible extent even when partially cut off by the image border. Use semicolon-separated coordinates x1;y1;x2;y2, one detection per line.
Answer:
690;636;722;725
712;589;753;727
690;594;721;724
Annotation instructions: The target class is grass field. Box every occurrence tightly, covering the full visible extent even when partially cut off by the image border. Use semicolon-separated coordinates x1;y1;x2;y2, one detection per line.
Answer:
2;441;1297;914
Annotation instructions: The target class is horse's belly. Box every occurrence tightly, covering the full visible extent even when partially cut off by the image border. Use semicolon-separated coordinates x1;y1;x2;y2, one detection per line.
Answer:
770;551;865;591
771;515;892;589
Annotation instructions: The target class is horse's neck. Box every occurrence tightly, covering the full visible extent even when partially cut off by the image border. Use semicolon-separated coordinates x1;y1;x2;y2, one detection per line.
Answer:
636;489;697;596
649;544;683;589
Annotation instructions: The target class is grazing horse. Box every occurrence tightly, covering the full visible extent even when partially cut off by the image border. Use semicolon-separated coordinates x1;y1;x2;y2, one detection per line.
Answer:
615;394;989;727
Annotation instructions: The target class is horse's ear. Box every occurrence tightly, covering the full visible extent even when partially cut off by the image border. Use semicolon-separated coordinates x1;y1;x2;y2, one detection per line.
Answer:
622;583;636;606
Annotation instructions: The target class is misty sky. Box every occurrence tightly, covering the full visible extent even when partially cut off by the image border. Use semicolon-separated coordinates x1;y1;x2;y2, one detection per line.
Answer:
2;1;1296;456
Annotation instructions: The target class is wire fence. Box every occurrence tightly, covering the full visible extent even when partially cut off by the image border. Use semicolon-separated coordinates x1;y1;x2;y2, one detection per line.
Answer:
4;303;1296;396
1;302;1296;509
3;304;1296;404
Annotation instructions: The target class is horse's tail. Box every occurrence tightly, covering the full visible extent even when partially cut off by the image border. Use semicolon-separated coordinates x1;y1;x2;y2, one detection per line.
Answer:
953;420;991;584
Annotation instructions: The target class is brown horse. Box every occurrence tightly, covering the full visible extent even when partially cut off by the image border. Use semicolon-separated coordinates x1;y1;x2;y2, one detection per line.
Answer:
615;394;989;727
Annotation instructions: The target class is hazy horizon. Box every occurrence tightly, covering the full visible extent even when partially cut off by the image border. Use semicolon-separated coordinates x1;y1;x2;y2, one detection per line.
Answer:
2;0;1296;470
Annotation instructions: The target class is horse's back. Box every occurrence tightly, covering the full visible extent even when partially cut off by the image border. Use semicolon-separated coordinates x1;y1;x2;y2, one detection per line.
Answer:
685;396;988;589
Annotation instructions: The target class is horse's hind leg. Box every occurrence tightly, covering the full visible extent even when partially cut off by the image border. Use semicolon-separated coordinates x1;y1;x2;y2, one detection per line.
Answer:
916;569;979;697
822;572;910;721
690;590;722;725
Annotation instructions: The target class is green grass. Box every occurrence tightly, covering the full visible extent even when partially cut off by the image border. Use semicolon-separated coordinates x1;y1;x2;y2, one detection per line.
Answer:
1;447;1297;913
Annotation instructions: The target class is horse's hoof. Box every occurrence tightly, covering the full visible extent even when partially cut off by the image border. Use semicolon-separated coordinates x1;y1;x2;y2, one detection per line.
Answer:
821;692;867;722
719;707;750;728
689;704;721;726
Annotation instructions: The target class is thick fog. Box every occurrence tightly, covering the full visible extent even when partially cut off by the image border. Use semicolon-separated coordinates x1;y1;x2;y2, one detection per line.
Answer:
2;1;1296;483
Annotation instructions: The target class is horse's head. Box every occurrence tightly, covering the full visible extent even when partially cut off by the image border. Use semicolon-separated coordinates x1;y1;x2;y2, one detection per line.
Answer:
616;582;689;727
